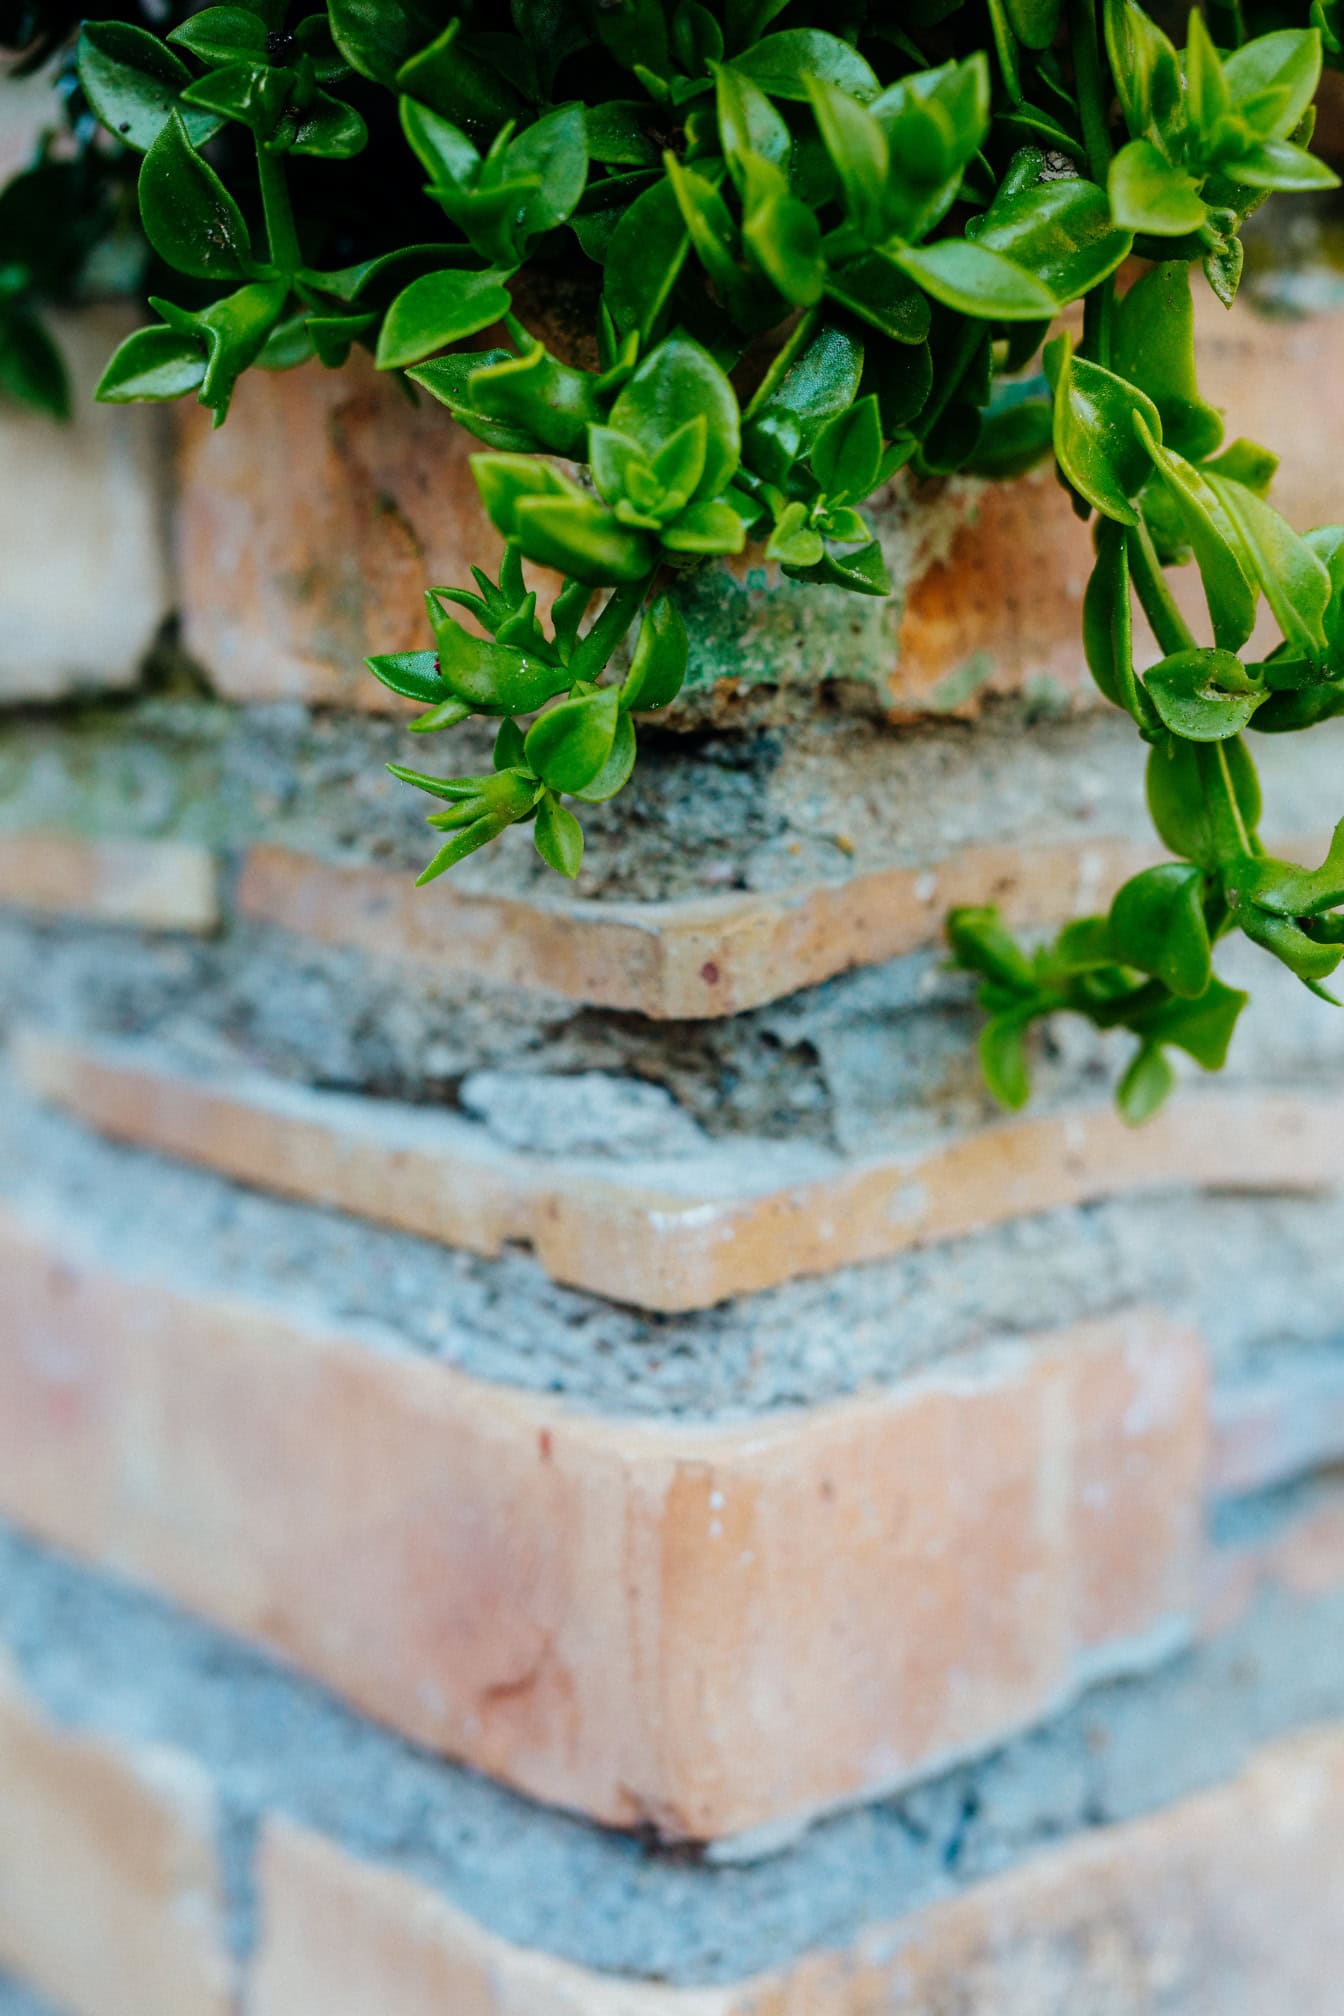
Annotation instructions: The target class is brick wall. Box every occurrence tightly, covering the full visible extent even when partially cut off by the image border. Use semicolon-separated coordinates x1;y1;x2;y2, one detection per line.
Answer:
2;283;1344;2012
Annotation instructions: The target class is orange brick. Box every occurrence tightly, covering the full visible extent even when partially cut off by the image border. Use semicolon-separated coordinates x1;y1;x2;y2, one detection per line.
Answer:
0;1215;1204;1839
0;1662;234;2016
235;834;1160;1020
248;1731;1344;2015
19;1027;1344;1311
0;834;219;933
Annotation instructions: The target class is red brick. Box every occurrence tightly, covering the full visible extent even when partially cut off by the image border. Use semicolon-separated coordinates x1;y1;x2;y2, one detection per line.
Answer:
20;1027;1344;1311
0;834;219;933
0;1214;1204;1840
0;1661;234;2016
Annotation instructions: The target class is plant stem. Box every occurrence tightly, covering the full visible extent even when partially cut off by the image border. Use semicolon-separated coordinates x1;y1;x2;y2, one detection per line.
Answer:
1068;0;1113;189
256;140;301;277
568;573;655;684
1128;517;1196;656
1070;0;1117;366
1214;739;1255;856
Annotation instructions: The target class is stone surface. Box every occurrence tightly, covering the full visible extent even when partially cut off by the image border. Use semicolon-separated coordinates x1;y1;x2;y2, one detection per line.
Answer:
0;312;170;704
0;835;218;932
0;1664;233;2016
0;1197;1205;1839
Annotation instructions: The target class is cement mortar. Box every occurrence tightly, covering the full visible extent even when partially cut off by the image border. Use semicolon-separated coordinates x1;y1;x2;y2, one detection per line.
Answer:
4;1092;1344;1422
3;695;1343;904
2;1516;1343;1985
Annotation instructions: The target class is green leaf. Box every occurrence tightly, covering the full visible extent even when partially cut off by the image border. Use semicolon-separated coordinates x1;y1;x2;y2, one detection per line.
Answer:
95;323;205;404
1004;0;1062;49
895;239;1058;321
181;60;292;139
810;394;883;504
525;686;621;792
969;178;1132;306
328;0;429;84
1108;863;1212;999
395;19;525;130
781;539;891;594
365;648;450;704
808;263;918;357
714;60;791;183
1109;139;1208;234
806;75;889;242
167;7;269;64
1224;28;1324;139
1233;820;1344;918
1113;263;1224;462
137;112;250;280
980;1009;1034;1109
468;344;603;458
621;594;688;711
662;498;748;555
572;709;637;802
609;334;740;500
78;22;222;153
1082;518;1145;719
1131;975;1248;1069
1206;473;1332;661
1048;337;1163;525
1146;735;1261;870
533;793;585;876
1104;0;1182;137
1144;647;1263;741
731;29;879;103
947;905;1037;991
287;89;369;158
375;269;513;370
1117;1044;1176;1124
1139;422;1259;651
1239;904;1344;982
1218;139;1339;191
434;611;570;715
602;177;690;342
152;277;286;421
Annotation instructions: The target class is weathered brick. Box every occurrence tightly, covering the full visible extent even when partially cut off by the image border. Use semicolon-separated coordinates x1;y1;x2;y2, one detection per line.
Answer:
0;1214;1204;1839
247;1731;1344;2015
19;1027;1344;1310
0;835;219;933
236;833;1160;1019
0;312;171;704
0;1661;234;2016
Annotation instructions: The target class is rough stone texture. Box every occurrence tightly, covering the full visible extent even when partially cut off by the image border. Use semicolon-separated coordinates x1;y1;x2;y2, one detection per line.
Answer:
3;1520;1344;1995
0;312;170;704
0;835;218;932
1211;1362;1344;1498
17;1026;1344;1309
0;1195;1204;1839
0;1663;234;2016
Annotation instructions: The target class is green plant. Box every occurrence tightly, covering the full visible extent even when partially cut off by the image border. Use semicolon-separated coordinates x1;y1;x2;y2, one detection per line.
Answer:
5;0;1344;1118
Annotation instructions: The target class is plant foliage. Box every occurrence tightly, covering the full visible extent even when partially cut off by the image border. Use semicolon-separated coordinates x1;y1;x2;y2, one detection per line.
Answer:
3;0;1344;1117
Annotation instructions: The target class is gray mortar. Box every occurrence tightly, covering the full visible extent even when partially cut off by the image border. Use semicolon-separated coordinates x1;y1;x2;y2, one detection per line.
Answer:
2;1515;1344;1984
4;1090;1344;1421
4;695;1344;904
2;900;1342;1162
